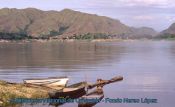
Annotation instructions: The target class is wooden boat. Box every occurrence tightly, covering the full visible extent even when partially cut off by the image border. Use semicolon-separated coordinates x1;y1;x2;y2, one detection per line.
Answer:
49;82;87;99
23;76;69;87
49;76;123;106
78;87;104;107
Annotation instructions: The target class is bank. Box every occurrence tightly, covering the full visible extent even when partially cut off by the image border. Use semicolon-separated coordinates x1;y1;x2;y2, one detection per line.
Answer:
0;80;50;106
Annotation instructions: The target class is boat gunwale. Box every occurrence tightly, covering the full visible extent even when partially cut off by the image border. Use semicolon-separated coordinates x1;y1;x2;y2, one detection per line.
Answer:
23;76;68;81
50;81;87;93
67;81;87;88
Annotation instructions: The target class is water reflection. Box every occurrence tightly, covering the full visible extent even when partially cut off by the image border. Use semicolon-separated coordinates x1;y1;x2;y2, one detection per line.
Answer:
0;41;124;69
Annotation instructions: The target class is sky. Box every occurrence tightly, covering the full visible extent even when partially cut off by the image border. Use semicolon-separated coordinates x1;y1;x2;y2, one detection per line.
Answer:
0;0;175;31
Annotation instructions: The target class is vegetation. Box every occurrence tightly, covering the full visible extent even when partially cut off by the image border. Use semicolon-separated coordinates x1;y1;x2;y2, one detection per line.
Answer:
69;33;110;40
0;32;29;40
0;80;49;106
0;26;69;40
49;26;69;37
0;32;110;40
157;34;175;40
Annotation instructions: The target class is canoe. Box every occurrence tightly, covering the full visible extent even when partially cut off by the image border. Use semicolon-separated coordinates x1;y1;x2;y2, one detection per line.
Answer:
78;87;104;107
23;76;69;87
49;82;87;99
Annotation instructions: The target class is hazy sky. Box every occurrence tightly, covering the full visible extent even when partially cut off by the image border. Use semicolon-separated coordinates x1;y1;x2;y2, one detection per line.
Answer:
0;0;175;31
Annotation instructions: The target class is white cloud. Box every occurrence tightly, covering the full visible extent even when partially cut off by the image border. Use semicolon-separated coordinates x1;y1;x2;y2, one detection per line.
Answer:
133;15;155;20
86;0;175;8
118;0;172;5
165;16;175;22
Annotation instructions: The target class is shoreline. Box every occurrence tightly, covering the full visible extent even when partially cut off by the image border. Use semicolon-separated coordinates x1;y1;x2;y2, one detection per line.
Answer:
0;38;168;43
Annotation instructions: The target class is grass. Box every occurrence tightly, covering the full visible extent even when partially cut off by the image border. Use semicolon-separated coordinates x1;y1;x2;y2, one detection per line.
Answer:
0;80;49;106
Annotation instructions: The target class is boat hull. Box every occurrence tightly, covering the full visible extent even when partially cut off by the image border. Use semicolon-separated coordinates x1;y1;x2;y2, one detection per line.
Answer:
23;77;69;87
49;82;87;99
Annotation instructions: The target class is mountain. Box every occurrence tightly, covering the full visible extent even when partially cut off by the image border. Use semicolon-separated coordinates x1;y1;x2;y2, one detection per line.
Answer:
161;23;175;35
158;23;175;39
125;27;157;39
0;8;157;40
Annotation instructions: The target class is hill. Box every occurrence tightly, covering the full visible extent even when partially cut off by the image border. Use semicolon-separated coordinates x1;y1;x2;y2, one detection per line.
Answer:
158;23;175;39
0;8;157;40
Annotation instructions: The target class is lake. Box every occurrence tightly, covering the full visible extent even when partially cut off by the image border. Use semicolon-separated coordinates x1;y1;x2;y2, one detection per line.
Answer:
0;40;175;107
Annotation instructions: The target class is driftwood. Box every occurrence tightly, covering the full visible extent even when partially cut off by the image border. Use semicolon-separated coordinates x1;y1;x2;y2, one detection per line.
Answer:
87;76;123;89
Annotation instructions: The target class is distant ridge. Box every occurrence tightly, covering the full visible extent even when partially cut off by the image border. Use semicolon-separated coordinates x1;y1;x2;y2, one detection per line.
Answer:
0;8;157;40
158;23;175;39
161;23;175;35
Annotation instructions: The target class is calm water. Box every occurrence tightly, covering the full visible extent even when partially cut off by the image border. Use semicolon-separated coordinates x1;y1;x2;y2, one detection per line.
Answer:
0;40;175;107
